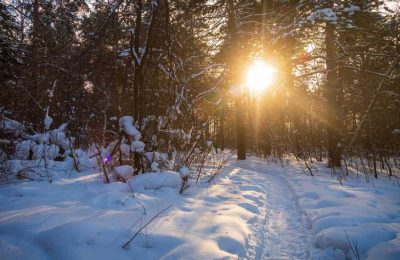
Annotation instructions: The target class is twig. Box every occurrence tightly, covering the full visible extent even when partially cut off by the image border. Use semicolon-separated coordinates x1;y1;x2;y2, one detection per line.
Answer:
345;232;361;260
347;59;399;148
121;205;172;250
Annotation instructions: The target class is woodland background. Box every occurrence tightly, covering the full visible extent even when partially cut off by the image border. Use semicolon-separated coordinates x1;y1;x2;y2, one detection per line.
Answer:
1;0;400;178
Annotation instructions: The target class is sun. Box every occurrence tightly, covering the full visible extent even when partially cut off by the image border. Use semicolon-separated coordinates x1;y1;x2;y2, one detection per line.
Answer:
245;60;276;94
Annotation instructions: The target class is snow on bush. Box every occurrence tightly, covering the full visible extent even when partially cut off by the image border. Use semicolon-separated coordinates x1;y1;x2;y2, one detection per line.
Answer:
44;109;53;130
12;124;72;161
0;114;83;180
74;149;97;169
14;140;32;160
392;129;400;135
145;151;160;162
179;166;190;177
130;171;181;192
119;143;130;156
143;151;172;173
111;115;145;158
0;117;25;136
151;161;160;172
49;123;71;150
114;165;134;179
342;5;361;15
118;116;140;140
131;140;145;153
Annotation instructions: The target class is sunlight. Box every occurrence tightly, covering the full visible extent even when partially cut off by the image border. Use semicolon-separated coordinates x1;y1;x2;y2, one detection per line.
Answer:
305;43;316;53
245;60;276;94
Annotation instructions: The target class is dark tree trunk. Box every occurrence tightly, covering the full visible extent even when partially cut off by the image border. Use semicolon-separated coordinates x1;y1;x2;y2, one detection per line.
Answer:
131;0;143;174
219;111;225;151
325;12;341;167
133;0;142;124
32;0;40;105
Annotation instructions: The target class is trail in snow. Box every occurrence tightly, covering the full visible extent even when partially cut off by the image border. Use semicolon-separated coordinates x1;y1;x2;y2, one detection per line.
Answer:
221;159;313;259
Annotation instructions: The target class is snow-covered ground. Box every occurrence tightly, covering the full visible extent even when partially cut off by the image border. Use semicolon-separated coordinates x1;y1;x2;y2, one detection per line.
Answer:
284;159;400;260
0;157;399;259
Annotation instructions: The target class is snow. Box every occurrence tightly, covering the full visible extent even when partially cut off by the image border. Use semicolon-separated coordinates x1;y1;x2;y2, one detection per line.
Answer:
44;109;53;130
3;159;74;177
284;159;400;259
307;8;338;24
145;151;162;162
31;133;49;144
0;156;399;259
3;117;72;162
392;129;400;135
75;149;97;169
178;166;190;177
150;162;160;172
119;143;130;156
48;80;57;98
130;171;180;192
13;141;60;161
0;117;25;136
131;140;145;153
343;5;361;15
114;165;134;180
118;116;140;140
49;128;70;150
14;140;33;160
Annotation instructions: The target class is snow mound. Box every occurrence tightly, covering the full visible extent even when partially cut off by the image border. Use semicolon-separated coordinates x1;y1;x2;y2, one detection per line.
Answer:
367;235;400;260
114;165;134;180
130;171;180;192
284;159;400;260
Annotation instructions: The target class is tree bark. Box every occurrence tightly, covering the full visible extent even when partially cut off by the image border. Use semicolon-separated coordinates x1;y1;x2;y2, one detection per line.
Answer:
32;0;40;105
133;0;143;123
236;97;246;160
227;0;246;160
325;12;341;167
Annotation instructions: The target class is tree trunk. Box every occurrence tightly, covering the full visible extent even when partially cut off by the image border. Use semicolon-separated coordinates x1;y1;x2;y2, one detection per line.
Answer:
325;10;341;167
133;0;142;124
236;97;246;160
219;111;225;151
132;0;143;174
227;0;246;160
32;0;40;106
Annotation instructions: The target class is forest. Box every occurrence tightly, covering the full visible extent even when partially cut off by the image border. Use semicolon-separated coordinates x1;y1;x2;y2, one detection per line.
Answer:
0;0;400;259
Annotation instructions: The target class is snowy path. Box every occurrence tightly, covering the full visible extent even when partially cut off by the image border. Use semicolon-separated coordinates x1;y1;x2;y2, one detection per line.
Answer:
220;159;317;259
236;163;309;258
